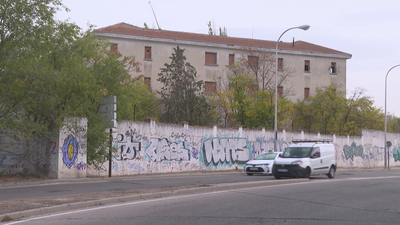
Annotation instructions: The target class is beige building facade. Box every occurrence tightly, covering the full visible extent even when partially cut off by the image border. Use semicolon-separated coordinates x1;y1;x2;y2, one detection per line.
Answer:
94;23;352;101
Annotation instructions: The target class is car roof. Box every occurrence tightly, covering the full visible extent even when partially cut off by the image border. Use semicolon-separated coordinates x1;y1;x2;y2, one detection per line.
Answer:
288;142;333;147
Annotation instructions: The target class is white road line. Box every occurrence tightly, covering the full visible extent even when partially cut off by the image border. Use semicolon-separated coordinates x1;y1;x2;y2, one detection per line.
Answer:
5;175;400;224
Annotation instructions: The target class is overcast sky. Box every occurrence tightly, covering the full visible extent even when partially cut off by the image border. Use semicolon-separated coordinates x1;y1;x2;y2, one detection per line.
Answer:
56;0;400;117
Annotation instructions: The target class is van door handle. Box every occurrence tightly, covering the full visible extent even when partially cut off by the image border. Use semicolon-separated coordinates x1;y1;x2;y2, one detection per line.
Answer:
321;159;323;163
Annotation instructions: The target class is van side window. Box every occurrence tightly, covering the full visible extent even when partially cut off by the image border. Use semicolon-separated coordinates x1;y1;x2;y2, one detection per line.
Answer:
310;147;320;158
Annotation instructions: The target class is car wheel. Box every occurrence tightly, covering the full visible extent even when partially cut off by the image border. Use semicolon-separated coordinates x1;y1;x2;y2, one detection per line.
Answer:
274;175;281;179
247;173;253;176
304;167;311;178
327;166;335;178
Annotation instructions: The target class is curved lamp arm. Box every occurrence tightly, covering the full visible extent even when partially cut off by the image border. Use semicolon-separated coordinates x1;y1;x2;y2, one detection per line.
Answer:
384;64;400;169
273;25;310;152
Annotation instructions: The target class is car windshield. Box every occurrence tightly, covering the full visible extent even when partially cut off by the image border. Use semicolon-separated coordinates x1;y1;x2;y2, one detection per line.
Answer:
254;153;278;160
281;147;312;158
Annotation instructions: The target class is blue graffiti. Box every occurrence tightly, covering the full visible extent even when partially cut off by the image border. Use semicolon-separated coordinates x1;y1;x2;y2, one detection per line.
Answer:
62;134;79;169
343;142;364;161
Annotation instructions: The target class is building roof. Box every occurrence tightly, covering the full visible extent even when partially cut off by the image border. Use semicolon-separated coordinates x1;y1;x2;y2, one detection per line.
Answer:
95;22;352;58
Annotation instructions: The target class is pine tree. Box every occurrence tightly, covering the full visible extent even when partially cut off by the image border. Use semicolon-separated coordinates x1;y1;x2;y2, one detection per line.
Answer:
157;46;216;125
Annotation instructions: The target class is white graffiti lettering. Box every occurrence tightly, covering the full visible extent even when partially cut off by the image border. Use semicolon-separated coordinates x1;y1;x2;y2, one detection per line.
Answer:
145;138;190;162
202;138;250;166
115;133;141;161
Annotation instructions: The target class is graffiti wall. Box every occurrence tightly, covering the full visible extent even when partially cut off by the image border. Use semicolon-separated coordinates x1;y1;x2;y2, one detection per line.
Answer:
0;117;87;178
87;120;400;177
57;117;88;178
3;117;399;178
0;132;24;175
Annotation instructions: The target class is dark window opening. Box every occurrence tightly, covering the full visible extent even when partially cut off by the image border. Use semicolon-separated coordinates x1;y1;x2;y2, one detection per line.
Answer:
304;60;310;72
304;87;310;99
205;52;217;65
110;43;118;53
248;55;259;68
145;46;152;59
205;81;217;95
229;54;235;65
278;86;283;97
330;62;337;74
278;58;283;70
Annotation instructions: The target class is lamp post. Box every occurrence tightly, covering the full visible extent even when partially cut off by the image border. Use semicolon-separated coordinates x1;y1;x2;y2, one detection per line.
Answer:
384;64;400;169
274;25;310;152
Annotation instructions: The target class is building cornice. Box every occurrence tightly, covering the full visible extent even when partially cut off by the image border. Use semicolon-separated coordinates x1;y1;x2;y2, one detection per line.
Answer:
95;32;352;60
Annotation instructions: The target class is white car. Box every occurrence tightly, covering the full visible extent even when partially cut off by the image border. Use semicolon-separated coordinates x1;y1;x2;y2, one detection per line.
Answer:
244;152;281;175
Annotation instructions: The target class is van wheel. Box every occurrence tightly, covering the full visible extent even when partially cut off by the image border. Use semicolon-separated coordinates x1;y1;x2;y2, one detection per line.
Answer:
247;173;253;176
304;168;311;178
327;166;335;178
274;175;281;179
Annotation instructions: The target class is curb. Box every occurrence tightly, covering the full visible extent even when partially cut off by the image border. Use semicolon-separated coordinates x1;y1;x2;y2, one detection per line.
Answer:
0;170;244;188
0;178;309;222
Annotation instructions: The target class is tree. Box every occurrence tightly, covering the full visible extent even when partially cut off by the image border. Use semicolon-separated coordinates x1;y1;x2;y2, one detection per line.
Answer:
207;21;228;36
0;0;65;141
293;100;314;133
229;70;254;126
234;46;295;102
157;46;216;126
0;0;155;172
341;87;384;135
117;77;159;122
293;83;384;135
308;83;347;134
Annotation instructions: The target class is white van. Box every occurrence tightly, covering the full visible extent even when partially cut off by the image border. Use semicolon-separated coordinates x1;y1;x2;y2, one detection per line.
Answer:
272;140;336;179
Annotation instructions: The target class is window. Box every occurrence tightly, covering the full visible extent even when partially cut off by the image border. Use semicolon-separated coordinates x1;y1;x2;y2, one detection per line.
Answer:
330;62;337;74
304;87;310;99
304;60;310;72
144;77;151;89
110;43;118;53
145;46;151;60
248;56;258;68
205;52;217;65
310;147;321;158
278;58;283;70
229;54;235;65
205;81;216;95
277;86;283;97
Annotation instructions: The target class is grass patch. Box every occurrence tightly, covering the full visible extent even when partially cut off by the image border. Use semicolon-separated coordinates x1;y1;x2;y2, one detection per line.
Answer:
1;215;13;222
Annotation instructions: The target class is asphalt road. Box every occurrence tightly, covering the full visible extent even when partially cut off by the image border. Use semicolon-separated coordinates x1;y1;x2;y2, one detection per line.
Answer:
1;169;395;202
1;168;400;224
1;171;282;201
5;169;400;225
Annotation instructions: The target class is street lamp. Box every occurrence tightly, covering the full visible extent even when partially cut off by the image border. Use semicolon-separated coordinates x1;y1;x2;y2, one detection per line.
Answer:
384;64;400;169
274;25;310;152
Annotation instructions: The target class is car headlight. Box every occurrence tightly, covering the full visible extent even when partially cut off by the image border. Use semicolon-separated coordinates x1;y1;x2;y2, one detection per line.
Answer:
291;160;302;165
262;163;270;166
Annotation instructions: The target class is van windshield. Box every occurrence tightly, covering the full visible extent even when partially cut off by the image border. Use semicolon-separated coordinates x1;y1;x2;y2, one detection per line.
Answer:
281;147;312;158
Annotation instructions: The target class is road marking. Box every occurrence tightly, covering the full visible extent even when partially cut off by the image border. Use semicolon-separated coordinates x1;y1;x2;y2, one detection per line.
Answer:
5;175;400;224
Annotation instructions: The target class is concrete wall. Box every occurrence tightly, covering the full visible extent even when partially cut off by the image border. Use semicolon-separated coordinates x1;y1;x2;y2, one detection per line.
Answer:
4;117;398;178
0;117;87;178
87;120;400;177
57;117;88;179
